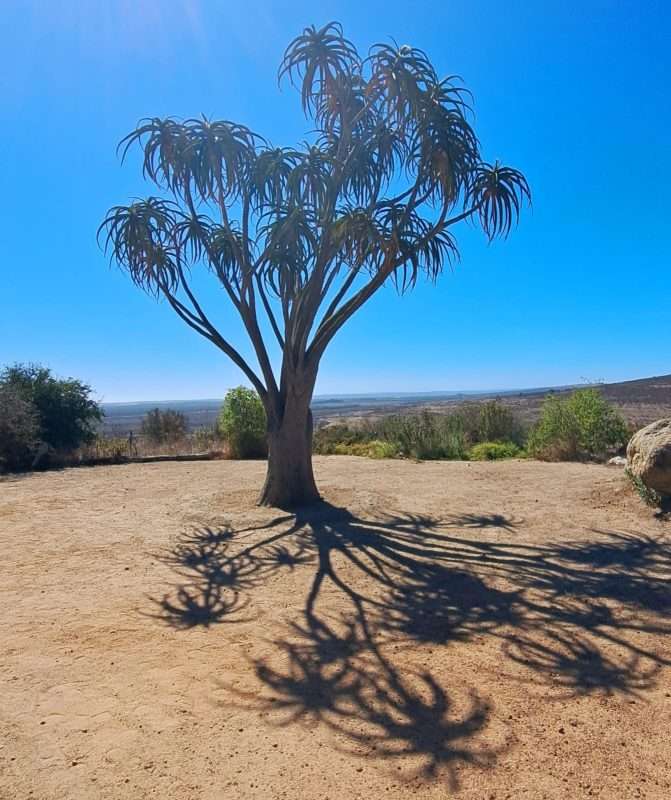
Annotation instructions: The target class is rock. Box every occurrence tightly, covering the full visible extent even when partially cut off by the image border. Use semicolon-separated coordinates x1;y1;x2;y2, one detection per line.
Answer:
608;456;627;467
626;418;671;496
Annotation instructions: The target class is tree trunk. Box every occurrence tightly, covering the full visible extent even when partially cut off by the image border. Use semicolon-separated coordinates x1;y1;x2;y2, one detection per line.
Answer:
258;380;321;509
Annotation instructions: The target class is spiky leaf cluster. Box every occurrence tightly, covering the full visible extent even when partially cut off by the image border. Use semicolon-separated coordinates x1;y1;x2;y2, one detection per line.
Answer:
100;22;530;385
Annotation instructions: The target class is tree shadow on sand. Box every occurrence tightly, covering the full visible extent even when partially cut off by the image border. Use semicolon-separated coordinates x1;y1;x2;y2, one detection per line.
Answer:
149;502;671;785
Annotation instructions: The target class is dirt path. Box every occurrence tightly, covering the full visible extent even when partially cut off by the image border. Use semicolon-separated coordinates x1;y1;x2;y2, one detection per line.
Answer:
1;458;670;799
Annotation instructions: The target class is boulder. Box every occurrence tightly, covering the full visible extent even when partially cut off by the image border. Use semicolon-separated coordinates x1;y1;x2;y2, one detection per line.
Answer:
626;418;671;497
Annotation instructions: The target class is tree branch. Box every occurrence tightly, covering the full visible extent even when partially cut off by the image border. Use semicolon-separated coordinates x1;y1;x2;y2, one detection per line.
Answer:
160;285;268;400
316;263;361;328
210;182;280;400
307;254;396;364
255;274;285;349
444;203;481;228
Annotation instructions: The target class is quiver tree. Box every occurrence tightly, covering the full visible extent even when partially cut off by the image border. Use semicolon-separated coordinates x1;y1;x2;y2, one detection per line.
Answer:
100;22;530;508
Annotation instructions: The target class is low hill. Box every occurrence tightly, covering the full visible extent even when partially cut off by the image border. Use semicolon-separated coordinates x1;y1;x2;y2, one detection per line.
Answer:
487;374;671;428
317;374;671;428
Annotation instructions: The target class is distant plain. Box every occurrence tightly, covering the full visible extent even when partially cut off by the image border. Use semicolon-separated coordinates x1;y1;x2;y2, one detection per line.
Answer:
101;373;671;434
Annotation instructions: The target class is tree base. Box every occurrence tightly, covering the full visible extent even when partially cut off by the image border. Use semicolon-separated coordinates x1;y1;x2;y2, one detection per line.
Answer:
257;430;321;509
257;482;322;510
257;460;321;508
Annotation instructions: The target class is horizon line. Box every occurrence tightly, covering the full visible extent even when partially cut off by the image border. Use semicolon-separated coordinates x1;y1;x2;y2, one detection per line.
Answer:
100;382;585;407
97;370;671;406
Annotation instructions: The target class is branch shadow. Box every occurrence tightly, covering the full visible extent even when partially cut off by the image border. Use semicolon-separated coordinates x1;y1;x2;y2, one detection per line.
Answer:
241;615;498;788
148;502;671;784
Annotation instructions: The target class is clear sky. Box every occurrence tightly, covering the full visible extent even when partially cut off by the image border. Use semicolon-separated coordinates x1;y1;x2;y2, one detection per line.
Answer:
1;1;669;402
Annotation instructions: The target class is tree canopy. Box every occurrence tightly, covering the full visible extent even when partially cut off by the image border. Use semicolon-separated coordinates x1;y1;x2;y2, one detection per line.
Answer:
100;22;530;506
101;22;529;399
1;363;102;452
217;386;267;459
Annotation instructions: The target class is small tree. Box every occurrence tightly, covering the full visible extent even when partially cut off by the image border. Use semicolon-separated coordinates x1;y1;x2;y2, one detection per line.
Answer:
0;385;40;471
141;407;188;444
217;387;267;458
527;388;627;461
567;388;628;457
0;364;101;453
100;22;530;507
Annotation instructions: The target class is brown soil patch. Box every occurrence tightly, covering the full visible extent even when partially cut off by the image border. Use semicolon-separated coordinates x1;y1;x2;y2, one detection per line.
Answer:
1;458;670;799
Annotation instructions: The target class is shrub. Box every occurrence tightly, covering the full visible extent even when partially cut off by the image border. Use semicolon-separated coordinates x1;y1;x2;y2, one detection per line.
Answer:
476;400;523;445
0;363;102;460
313;423;373;455
469;440;523;461
526;395;579;460
527;388;627;461
192;426;221;452
217;386;267;458
377;411;469;460
0;385;41;471
568;388;628;457
140;408;188;444
331;439;397;459
625;468;662;508
79;435;129;463
311;402;526;462
367;440;398;459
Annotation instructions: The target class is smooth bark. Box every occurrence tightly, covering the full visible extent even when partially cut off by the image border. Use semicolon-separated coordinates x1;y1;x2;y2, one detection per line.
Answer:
258;371;320;508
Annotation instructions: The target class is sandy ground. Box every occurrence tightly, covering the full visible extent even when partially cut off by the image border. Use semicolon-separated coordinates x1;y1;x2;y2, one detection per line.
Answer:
1;457;670;800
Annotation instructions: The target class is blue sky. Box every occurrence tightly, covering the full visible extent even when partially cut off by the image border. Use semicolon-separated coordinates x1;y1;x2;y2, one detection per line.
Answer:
1;0;669;402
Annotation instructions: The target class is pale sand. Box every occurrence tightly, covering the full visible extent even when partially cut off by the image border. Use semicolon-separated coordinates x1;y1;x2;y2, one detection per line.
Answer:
1;457;670;799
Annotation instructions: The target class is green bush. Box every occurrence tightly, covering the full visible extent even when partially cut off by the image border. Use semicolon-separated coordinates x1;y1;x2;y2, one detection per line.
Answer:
0;363;102;464
569;388;629;456
367;440;398;459
314;401;526;462
376;411;469;460
140;408;188;444
313;423;373;455
526;395;579;460
527;388;627;461
469;441;523;461
0;385;41;471
217;386;267;458
310;400;527;462
331;439;397;459
625;468;663;508
476;400;523;445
